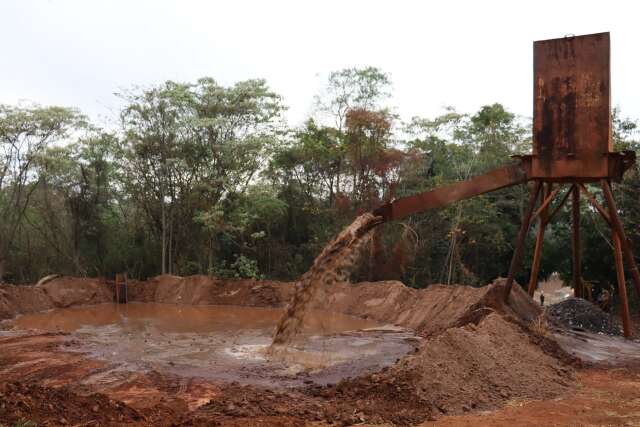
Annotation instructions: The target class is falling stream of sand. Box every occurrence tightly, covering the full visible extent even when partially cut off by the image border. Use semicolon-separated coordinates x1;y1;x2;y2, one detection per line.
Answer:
271;213;383;348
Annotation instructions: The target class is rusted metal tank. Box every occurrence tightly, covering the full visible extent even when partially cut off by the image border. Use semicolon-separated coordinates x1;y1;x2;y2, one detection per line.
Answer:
531;32;620;181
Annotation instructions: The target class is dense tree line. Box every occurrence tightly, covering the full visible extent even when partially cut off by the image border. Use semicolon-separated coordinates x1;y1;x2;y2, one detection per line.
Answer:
1;67;639;302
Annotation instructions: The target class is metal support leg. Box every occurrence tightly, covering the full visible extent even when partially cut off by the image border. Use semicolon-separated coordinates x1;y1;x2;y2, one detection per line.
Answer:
613;230;632;338
505;181;542;299
115;273;120;303
572;186;582;298
528;183;551;297
601;179;640;307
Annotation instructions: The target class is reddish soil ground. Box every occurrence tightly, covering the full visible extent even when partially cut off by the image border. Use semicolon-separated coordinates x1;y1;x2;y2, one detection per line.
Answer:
425;368;640;427
1;276;638;426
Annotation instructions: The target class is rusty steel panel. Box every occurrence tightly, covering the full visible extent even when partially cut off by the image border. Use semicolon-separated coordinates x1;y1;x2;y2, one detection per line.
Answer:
532;32;611;179
372;163;528;222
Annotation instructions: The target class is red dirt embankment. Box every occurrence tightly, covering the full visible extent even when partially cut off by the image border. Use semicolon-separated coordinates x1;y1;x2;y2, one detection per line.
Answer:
0;275;296;321
0;275;576;425
0;277;112;320
1;274;537;338
128;275;295;307
310;277;541;337
126;274;541;341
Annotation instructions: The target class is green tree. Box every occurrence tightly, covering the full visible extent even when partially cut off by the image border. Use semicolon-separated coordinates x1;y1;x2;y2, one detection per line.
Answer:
315;66;391;130
0;104;85;280
120;78;284;276
25;133;120;277
120;81;193;275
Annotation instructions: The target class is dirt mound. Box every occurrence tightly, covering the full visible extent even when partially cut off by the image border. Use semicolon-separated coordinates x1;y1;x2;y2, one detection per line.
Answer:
394;313;573;413
0;275;295;322
0;284;50;320
1;271;538;339
317;313;573;423
547;297;623;335
128;274;294;307
310;277;541;337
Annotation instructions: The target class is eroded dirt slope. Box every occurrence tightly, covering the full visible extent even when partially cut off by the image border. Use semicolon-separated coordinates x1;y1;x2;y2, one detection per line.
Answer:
0;277;112;320
310;277;541;337
128;274;295;307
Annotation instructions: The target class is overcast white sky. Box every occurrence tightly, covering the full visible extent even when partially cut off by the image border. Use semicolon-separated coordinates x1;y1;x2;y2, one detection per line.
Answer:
1;0;639;129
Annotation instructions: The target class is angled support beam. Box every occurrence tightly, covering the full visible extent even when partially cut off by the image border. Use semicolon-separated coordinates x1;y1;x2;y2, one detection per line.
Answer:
373;164;528;222
528;183;552;297
572;186;583;298
532;185;562;223
601;179;640;306
578;183;611;225
544;185;574;227
505;181;542;300
613;230;632;338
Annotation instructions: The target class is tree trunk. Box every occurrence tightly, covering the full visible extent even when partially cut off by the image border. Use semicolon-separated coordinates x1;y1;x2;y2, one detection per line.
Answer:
208;236;214;275
168;208;174;275
161;200;167;275
0;257;5;282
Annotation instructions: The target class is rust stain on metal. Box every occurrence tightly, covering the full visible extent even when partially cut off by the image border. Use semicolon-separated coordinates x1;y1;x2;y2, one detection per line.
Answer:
372;163;528;221
532;32;611;180
369;31;639;329
373;32;636;224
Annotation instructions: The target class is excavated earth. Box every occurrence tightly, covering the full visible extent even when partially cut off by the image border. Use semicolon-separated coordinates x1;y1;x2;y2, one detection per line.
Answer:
0;275;639;426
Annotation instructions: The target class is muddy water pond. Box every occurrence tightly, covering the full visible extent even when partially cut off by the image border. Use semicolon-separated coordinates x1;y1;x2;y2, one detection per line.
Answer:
8;303;419;386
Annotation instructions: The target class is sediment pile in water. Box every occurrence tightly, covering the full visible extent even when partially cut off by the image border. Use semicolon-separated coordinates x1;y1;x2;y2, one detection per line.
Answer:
271;213;383;346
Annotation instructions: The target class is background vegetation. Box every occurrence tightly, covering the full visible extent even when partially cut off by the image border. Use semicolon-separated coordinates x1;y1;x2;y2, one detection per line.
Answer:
1;67;638;302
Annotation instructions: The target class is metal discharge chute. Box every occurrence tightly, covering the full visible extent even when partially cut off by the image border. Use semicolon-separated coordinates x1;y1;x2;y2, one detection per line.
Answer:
371;32;639;338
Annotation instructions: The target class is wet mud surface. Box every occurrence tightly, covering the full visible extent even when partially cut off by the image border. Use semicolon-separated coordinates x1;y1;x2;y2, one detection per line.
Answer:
4;302;420;387
553;329;640;366
424;368;640;427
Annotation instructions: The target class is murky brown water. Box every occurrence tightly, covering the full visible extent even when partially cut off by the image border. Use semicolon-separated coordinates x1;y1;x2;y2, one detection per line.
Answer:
11;303;379;335
8;303;419;386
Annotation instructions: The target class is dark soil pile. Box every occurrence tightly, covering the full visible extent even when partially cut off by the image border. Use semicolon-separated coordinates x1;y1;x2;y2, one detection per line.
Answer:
547;297;623;335
0;382;173;426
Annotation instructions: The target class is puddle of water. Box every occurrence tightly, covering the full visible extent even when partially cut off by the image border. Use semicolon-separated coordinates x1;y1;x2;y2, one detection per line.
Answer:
554;330;640;365
8;303;419;386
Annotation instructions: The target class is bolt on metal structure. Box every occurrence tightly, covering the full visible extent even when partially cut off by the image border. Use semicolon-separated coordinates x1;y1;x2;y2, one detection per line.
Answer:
373;32;638;337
